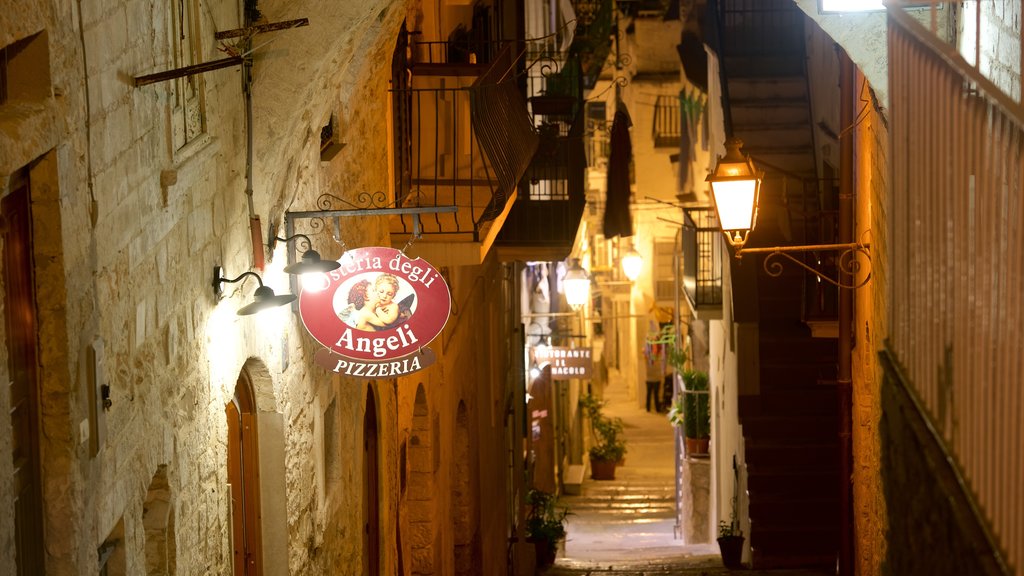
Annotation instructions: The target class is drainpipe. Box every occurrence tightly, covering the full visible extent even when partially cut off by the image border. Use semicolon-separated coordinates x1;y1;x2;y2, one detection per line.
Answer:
837;48;855;576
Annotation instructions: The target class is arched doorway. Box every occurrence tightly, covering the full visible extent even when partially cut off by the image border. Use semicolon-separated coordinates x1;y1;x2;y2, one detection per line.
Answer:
408;384;435;575
452;401;479;575
363;386;380;576
226;370;262;576
3;176;45;575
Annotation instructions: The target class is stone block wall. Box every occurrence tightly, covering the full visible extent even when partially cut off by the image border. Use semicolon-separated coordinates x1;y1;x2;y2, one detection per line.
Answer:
852;68;889;576
959;0;1022;102
878;355;1008;576
0;0;518;574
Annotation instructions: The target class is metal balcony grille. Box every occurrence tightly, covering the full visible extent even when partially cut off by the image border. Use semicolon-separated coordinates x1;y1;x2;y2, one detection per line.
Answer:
390;40;538;241
652;94;680;148
682;207;724;312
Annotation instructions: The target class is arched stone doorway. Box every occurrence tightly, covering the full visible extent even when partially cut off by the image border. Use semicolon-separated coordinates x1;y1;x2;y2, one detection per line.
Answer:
363;386;381;576
452;401;480;575
408;384;436;575
227;370;263;576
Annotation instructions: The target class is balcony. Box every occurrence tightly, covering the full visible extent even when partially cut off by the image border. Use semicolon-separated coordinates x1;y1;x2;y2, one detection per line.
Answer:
682;207;724;318
492;48;586;261
390;33;538;266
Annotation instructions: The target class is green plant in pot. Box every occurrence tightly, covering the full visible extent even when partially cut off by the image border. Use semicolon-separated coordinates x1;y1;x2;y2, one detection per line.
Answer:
681;369;710;456
525;489;569;569
579;394;627;480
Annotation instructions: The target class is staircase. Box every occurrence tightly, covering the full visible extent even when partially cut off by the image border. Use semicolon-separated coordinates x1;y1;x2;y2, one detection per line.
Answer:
718;0;842;569
564;478;676;524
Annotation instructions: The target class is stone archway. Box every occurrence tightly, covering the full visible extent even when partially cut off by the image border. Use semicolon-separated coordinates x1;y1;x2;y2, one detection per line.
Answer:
452;401;479;575
142;465;176;575
408;384;435;575
225;359;287;576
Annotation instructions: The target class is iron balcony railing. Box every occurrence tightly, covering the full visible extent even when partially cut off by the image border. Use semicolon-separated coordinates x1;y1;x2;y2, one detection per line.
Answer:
682;207;724;311
391;33;538;242
889;9;1024;570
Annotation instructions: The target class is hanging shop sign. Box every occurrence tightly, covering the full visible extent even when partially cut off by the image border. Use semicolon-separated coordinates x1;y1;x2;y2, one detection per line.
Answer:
299;246;451;376
531;346;593;379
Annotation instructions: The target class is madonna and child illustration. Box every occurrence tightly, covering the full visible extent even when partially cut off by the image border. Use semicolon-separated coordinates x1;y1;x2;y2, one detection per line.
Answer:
335;272;417;331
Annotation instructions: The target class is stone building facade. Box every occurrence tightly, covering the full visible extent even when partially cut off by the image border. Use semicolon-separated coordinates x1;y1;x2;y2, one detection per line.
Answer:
0;0;520;574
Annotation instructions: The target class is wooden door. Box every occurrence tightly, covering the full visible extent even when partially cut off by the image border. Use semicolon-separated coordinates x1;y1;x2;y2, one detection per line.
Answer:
227;374;262;576
363;388;380;576
3;178;45;575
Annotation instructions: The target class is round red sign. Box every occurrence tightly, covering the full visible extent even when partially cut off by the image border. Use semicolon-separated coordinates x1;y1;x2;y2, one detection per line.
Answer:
299;247;451;361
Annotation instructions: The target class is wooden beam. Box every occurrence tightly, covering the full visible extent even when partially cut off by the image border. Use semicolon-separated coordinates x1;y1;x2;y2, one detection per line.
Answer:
134;56;243;87
214;18;309;40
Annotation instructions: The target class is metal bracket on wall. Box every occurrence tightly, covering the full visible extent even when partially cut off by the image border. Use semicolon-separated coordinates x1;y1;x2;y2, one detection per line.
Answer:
277;192;457;298
734;242;872;290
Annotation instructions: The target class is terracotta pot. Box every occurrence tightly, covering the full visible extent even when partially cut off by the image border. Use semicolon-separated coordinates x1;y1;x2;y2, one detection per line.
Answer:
590;457;617;480
531;538;558;569
685;436;709;456
717;535;744;569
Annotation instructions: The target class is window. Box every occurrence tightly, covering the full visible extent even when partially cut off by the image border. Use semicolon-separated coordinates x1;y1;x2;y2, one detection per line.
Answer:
652;95;680;148
0;32;51;106
170;0;206;151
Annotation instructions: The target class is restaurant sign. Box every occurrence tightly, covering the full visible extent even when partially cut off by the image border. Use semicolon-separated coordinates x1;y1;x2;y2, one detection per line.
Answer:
299;247;450;377
532;346;593;379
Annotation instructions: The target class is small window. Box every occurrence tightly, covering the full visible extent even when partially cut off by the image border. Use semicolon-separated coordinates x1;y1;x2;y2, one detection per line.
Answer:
320;115;345;162
170;0;206;151
0;32;51;105
652;95;680;148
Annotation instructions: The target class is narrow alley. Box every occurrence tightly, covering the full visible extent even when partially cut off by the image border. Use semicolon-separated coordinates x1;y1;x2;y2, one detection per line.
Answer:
547;372;833;576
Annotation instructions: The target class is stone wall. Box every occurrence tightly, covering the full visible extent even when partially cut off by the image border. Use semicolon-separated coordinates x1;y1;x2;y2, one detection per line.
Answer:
878;354;1008;576
0;0;516;574
852;67;889;576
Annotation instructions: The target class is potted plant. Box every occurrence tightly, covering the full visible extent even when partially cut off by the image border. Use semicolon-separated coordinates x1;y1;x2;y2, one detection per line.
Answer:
579;394;627;480
682;369;710;456
525;489;569;569
717;455;745;569
718;519;745;569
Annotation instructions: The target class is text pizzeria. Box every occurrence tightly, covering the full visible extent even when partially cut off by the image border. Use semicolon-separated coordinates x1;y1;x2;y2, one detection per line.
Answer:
330;356;423;377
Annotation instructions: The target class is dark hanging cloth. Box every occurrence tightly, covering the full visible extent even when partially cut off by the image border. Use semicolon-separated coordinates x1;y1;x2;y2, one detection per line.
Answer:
604;106;633;238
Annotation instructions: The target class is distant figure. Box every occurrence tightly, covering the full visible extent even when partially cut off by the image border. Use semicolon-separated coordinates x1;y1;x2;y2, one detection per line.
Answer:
644;344;666;412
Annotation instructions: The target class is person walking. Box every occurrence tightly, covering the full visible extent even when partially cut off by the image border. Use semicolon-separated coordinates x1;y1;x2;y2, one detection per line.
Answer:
644;344;666;412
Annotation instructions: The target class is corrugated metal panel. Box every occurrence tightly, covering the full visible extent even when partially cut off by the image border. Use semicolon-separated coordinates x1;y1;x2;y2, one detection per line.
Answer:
889;9;1024;570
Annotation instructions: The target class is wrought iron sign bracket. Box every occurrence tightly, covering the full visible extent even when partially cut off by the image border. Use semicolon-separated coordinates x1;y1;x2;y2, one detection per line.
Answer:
276;192;457;298
734;242;871;290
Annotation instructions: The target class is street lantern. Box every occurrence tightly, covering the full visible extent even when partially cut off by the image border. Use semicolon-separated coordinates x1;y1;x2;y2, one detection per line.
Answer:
707;137;763;249
621;248;643;281
562;258;591;309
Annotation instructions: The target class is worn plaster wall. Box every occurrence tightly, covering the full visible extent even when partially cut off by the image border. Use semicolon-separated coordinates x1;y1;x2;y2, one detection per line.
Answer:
851;68;889;576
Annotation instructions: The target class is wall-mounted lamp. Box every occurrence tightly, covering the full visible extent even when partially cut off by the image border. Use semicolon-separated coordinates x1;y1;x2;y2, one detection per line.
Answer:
707;138;871;289
213;267;297;315
268;229;340;293
620;247;643;282
562;258;591;309
706;137;763;249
